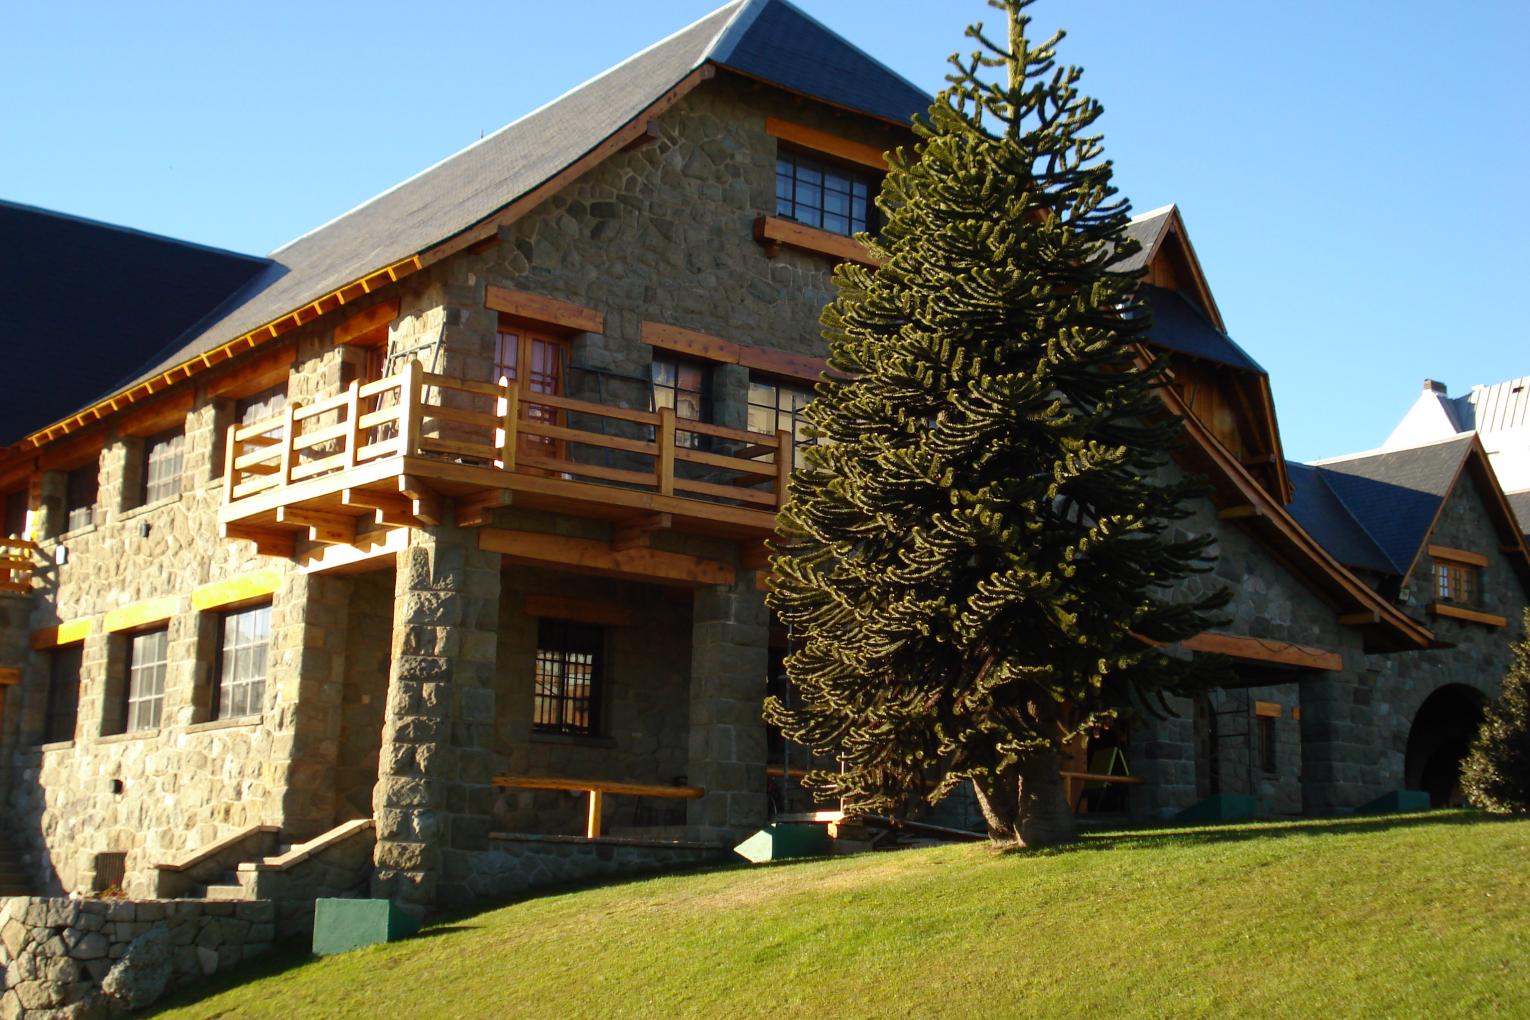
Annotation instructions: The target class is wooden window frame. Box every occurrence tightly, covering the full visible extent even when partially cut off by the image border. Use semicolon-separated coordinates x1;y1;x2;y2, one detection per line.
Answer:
532;619;603;737
139;426;186;506
1432;558;1480;607
1256;713;1277;774
651;354;711;449
213;602;271;721
773;146;879;239
747;373;816;467
123;627;169;733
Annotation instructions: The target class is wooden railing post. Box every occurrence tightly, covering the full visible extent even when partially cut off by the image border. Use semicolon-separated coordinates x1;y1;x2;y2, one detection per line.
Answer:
344;379;362;469
222;420;239;506
657;406;676;497
499;385;519;470
400;360;423;457
279;403;300;486
586;788;603;839
775;427;794;508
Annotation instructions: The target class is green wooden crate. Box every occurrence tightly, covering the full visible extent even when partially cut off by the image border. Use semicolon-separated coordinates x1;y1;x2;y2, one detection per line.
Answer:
312;898;420;956
734;823;832;863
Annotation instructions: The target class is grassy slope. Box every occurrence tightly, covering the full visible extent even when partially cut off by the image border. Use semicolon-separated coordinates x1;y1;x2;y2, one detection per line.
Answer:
154;813;1529;1019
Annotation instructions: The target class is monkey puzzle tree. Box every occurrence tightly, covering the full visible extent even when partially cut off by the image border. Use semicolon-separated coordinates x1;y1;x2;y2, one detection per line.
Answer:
1461;610;1530;814
765;0;1228;848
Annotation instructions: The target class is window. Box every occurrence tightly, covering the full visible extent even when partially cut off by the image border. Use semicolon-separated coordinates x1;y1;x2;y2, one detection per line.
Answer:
493;326;567;461
532;620;601;736
236;384;288;427
1434;561;1478;606
748;376;815;466
775;149;876;237
124;628;169;732
139;427;185;505
44;644;82;744
651;356;710;448
64;462;98;533
1257;715;1277;774
215;603;270;720
3;489;27;538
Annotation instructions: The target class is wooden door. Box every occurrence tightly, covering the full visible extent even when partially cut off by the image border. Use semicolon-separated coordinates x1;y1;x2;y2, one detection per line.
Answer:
493;326;567;467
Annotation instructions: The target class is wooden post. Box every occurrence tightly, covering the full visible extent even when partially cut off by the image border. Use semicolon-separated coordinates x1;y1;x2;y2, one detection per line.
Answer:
279;403;300;486
345;379;362;469
657;406;676;496
499;387;519;470
586;788;604;839
400;361;423;457
775;428;794;508
222;419;239;506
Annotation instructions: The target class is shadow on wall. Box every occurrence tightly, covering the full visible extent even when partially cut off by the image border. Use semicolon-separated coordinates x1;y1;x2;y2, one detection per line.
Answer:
1404;684;1487;808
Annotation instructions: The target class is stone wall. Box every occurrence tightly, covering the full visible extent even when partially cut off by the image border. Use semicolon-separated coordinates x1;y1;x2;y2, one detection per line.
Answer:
452;833;728;904
0;896;275;1018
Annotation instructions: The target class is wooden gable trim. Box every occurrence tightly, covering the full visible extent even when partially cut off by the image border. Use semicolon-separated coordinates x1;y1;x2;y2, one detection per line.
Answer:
420;66;716;267
640;321;826;383
523;594;634;628
485;287;604;334
765;117;887;170
1182;632;1343;672
335;299;401;347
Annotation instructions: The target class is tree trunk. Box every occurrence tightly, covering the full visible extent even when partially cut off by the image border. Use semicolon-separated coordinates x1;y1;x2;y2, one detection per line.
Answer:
973;746;1077;849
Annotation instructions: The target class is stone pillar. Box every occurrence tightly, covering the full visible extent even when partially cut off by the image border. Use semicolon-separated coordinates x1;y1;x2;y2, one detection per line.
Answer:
371;527;501;915
1299;665;1381;814
277;573;352;840
1128;694;1199;821
686;572;768;844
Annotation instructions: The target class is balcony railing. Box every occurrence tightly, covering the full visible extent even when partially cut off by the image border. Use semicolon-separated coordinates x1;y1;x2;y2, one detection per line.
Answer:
0;536;38;594
221;362;792;542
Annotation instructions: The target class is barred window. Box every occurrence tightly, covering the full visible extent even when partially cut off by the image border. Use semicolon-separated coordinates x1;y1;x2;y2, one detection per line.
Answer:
1434;561;1478;606
64;462;98;533
124;628;168;732
44;644;82;744
532;620;601;736
775;150;876;237
216;604;270;720
140;428;185;505
747;376;815;467
651;356;709;449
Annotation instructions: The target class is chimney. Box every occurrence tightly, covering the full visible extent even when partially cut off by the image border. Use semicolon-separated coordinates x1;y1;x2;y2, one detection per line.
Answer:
1423;379;1447;394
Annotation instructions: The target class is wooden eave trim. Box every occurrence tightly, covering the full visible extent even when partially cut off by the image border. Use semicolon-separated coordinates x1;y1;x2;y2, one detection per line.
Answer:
1253;375;1292;504
418;65;716;267
640;321;826;383
1427;545;1489;568
1150;362;1432;649
1181;631;1343;672
486;287;604;334
8;254;422;463
334;299;402;347
754;215;880;266
1427;602;1508;628
764;116;888;170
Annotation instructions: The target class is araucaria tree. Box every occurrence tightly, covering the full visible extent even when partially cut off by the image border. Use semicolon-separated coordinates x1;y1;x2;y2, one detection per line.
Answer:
765;0;1228;848
1461;610;1530;814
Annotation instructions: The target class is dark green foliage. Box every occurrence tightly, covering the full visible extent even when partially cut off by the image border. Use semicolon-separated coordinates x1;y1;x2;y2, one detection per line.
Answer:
1462;611;1530;814
764;0;1228;839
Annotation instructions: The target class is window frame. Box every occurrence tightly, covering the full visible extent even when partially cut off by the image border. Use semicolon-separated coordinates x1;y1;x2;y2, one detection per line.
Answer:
138;426;186;507
747;374;816;467
774;147;879;238
213;602;271;721
650;354;712;449
531;619;603;737
1433;559;1480;607
123;627;169;733
43;643;83;745
63;461;99;533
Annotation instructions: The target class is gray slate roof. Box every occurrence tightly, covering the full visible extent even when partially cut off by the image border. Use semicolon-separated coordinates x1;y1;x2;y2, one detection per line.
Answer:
1283;461;1396;575
1295;435;1477;577
1114;205;1174;275
115;0;931;401
1508;490;1530;540
1142;285;1264;375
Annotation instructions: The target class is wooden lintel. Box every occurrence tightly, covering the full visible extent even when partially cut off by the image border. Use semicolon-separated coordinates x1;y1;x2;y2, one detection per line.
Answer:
30;617;94;650
0;667;19;686
1428;602;1507;627
754;215;879;267
485;286;604;334
1217;505;1262;520
1338;611;1380;626
1181;631;1343;672
764;117;888;171
479;528;734;587
523;594;634;627
611;513;672;551
454;489;513;528
275;507;357;546
639;321;826;382
116;390;195;437
491;774;703;798
1426;544;1490;568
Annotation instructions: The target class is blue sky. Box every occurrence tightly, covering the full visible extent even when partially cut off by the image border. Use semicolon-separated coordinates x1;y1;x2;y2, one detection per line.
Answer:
5;1;1526;461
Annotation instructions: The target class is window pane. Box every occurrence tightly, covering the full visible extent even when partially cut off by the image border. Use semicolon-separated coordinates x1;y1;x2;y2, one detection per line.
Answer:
533;620;602;736
216;604;270;720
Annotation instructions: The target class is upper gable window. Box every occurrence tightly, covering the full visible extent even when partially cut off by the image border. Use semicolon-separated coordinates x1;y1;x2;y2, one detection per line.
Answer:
1433;560;1479;606
775;150;876;238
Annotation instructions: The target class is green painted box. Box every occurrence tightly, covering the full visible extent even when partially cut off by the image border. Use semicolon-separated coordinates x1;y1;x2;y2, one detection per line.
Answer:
312;898;420;956
1173;793;1260;824
1356;790;1432;815
734;823;832;863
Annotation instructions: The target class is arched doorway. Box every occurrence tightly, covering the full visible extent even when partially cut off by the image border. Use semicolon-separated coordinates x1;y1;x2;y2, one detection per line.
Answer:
1404;684;1487;807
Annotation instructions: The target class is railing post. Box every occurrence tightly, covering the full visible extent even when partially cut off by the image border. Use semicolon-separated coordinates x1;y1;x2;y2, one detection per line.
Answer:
345;379;362;469
279;403;300;486
657;406;676;497
499;386;519;470
586;788;603;839
223;420;239;505
775;427;794;508
400;360;423;458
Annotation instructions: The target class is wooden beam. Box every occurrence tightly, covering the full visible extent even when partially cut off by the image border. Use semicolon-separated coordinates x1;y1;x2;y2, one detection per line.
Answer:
453;489;513;528
275;507;356;546
524;594;634;627
611;513;671;552
397;475;442;526
1217;505;1262;520
342;488;415;527
222;523;297;559
334;299;401;347
116;390;195;438
764;117;889;171
204;346;298;399
754;215;879;266
479;528;734;587
485;286;604;334
492;774;704;798
740;541;771;571
1426;544;1490;568
190;569;284;611
640;321;827;383
1428;602;1507;628
0;667;19;686
300;526;410;575
1181;631;1343;672
102;596;180;634
1253;700;1283;718
1338;611;1380;626
30;617;94;650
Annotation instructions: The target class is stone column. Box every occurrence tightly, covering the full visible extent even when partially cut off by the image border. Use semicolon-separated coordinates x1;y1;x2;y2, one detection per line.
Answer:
686;572;768;844
276;573;352;840
1128;694;1199;821
371;526;501;915
1299;664;1381;814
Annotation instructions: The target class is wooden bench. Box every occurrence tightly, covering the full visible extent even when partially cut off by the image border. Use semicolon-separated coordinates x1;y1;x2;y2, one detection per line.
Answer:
492;775;704;838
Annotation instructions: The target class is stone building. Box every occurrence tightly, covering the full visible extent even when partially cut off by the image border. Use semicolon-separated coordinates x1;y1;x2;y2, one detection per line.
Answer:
1;0;1527;920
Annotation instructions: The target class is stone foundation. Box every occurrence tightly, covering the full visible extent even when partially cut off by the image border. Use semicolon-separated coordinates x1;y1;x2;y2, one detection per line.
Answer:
0;897;275;1019
445;833;730;905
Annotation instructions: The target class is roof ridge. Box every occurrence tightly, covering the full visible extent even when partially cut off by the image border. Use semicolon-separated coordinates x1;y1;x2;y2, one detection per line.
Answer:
271;0;747;257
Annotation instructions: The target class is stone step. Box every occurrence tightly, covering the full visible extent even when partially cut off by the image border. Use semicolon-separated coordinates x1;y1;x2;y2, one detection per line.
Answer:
200;883;248;901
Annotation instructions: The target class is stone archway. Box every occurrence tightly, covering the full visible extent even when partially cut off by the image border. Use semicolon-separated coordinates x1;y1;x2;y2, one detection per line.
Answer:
1404;684;1487;807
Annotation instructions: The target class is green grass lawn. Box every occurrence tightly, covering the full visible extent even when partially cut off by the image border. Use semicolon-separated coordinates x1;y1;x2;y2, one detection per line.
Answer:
152;812;1528;1019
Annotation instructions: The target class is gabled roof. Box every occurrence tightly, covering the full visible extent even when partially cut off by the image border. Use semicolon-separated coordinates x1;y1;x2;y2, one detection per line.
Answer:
1508;490;1530;541
1141;285;1263;375
0;200;271;446
1283;461;1396;576
109;0;928;402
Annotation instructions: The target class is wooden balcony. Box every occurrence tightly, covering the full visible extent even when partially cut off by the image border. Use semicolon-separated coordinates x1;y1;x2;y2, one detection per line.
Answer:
219;362;791;556
0;537;38;594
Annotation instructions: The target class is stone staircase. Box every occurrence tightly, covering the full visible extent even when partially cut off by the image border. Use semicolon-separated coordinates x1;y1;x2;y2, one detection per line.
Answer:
0;833;36;896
